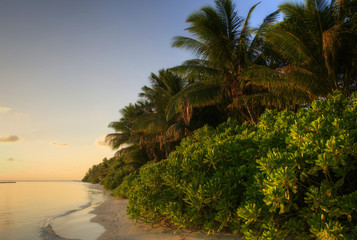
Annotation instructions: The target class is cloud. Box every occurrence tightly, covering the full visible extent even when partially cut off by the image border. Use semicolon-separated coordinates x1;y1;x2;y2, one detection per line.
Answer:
0;105;11;113
95;136;109;148
7;158;15;161
50;142;69;147
0;135;21;143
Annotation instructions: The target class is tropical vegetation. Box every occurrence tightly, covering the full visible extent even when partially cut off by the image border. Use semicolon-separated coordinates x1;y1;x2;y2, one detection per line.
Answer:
83;0;356;239
128;91;357;239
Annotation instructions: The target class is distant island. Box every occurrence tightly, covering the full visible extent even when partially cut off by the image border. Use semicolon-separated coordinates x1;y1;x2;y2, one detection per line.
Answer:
0;182;16;183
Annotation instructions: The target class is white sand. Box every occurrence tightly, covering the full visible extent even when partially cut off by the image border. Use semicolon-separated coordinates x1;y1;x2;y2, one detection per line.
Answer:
91;196;241;240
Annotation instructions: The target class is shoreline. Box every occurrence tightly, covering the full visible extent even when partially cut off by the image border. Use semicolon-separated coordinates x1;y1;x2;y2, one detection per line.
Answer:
90;191;241;240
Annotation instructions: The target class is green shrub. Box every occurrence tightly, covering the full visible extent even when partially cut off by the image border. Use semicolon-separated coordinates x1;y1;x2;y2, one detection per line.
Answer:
111;173;138;198
128;92;357;239
249;92;357;239
100;146;148;190
82;157;114;183
128;120;260;232
100;156;129;189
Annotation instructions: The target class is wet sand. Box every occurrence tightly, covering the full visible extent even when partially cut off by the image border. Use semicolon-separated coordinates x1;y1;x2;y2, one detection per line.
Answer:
91;196;241;240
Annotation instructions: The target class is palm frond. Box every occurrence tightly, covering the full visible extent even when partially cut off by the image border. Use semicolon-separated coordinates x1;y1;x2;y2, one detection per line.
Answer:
113;143;133;157
237;91;310;110
107;121;129;132
170;59;222;84
249;10;280;63
278;1;306;21
215;0;242;40
239;2;260;43
265;28;312;63
250;10;280;47
133;113;168;134
165;83;221;121
105;132;131;150
172;36;207;59
166;123;187;141
115;145;148;169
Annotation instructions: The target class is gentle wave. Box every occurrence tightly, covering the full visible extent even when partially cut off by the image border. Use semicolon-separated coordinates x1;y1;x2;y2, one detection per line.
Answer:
39;223;78;240
54;202;92;219
39;202;92;240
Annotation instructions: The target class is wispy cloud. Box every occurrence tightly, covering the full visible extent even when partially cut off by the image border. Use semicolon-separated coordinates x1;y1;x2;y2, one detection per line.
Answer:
6;158;15;161
0;105;11;113
0;135;21;143
95;136;109;148
50;141;69;147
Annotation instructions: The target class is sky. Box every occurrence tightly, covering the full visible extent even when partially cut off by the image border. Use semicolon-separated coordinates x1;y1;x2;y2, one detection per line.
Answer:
0;0;284;180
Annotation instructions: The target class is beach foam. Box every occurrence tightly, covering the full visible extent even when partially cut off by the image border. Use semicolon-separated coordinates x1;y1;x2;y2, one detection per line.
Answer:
39;202;94;240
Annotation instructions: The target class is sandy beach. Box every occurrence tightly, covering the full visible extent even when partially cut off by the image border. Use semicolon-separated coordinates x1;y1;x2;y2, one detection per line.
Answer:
91;195;241;240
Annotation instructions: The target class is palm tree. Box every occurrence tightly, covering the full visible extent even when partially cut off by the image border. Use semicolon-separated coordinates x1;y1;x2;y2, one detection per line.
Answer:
105;102;149;155
249;0;356;100
106;69;194;161
168;0;280;124
134;69;191;159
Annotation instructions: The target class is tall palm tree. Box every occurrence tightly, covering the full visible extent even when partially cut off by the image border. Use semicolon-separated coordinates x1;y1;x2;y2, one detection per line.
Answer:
106;69;193;161
249;0;356;100
168;0;279;124
134;69;191;159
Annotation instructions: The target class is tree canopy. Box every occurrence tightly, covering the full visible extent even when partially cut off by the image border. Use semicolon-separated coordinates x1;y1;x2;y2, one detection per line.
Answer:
83;0;356;238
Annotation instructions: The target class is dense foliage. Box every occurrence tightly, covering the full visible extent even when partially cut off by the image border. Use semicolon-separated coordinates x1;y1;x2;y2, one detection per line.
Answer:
128;92;357;239
82;146;147;192
83;0;356;238
82;157;113;183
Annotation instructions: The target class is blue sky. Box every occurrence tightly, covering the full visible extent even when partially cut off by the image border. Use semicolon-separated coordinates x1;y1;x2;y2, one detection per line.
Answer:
0;0;284;180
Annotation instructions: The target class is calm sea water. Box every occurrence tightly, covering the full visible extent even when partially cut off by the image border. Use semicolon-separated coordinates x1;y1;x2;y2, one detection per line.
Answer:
0;181;107;240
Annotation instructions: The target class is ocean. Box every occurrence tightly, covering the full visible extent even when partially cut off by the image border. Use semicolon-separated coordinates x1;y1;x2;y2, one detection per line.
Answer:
0;181;107;240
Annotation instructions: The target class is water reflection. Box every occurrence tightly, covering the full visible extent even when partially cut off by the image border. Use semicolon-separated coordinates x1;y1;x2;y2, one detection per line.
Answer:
0;211;14;232
0;181;106;240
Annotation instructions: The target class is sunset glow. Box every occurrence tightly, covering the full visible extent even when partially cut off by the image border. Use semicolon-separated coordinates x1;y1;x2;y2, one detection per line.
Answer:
0;0;282;180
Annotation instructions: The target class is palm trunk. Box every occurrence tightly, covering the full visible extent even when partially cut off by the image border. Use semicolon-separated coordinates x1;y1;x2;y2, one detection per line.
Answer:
244;99;256;124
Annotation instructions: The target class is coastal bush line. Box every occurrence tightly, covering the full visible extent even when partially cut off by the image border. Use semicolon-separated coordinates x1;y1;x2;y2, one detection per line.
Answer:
82;0;356;238
82;146;146;194
127;92;357;239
